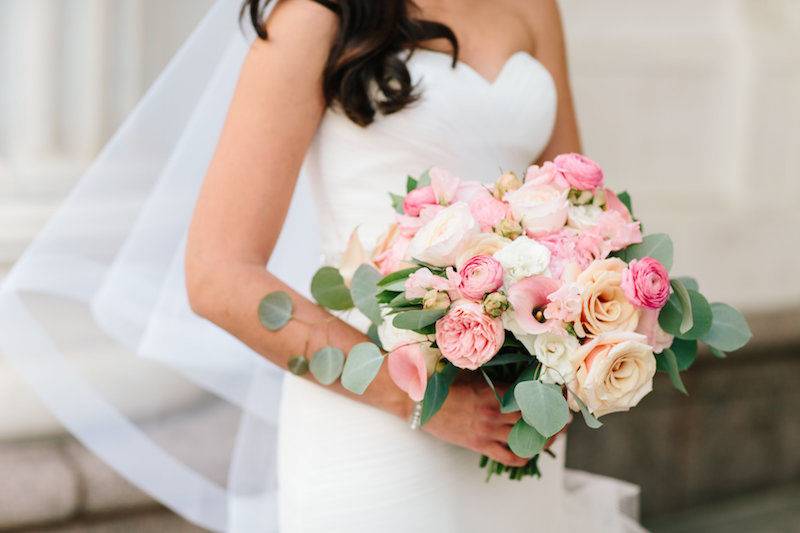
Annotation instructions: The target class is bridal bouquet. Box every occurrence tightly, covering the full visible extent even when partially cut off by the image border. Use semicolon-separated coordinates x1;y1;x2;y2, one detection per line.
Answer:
258;154;751;480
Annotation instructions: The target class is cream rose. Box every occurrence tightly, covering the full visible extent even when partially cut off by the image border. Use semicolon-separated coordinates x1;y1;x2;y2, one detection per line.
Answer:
534;332;581;385
505;182;569;235
377;312;431;352
454;232;511;270
567;204;603;231
575;258;639;338
570;331;656;417
406;202;478;267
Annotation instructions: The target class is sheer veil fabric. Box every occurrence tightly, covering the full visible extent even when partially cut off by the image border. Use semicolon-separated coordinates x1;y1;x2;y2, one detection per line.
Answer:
0;1;643;531
0;0;312;530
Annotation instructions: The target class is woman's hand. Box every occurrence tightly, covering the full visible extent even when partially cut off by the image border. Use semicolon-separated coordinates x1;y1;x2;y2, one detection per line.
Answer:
422;376;528;467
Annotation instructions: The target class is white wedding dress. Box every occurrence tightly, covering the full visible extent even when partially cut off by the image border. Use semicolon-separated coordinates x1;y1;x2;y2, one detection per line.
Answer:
276;49;643;533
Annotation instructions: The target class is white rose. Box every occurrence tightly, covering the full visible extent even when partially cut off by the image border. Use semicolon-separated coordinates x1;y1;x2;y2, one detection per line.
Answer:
493;236;551;286
534;332;581;385
406;202;478;267
570;331;656;418
505;182;569;234
567;204;603;230
454;232;511;270
377;314;430;352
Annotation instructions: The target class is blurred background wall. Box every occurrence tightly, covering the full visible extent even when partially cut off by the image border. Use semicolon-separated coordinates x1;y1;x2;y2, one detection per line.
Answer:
0;1;798;531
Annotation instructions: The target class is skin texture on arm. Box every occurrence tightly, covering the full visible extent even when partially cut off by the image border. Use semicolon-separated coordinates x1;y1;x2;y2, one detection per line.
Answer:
185;0;526;466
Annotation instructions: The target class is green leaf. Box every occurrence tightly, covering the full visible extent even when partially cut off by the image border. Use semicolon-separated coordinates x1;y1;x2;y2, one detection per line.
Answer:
673;276;699;291
659;288;712;340
569;391;603;429
616;191;633;215
310;267;353;310
366;323;383;349
406;175;418;192
514;380;570;438
378;267;421;287
388;292;421;309
341;343;384;395
420;363;459;425
700;303;752;352
508;419;547;458
671;278;694;335
287;355;309;376
622;233;674;271
257;291;293;331
389;192;405;214
380;279;410;293
480;369;503;405
709;346;727;358
501;365;536;413
671;337;698;371
657;348;688;395
416;168;432;188
309;347;345;385
350;264;383;325
481;352;532;367
393;308;447;331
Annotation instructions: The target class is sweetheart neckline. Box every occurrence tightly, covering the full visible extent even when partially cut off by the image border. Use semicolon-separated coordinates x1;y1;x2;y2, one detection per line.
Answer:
408;48;551;87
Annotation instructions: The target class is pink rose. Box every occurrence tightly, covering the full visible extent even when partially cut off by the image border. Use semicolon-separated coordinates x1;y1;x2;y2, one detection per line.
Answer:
507;275;563;335
621;257;670;309
435;300;505;369
636;307;674;354
525;161;570;190
554;153;604;191
458;255;504;301
468;190;509;231
505;181;569;235
402;186;437;217
430;167;460;205
387;343;441;402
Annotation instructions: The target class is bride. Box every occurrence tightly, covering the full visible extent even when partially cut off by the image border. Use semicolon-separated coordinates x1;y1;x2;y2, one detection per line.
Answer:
0;0;641;531
187;0;639;531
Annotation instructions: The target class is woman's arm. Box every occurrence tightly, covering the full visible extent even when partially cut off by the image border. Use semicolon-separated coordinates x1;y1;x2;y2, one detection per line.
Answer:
528;0;583;160
185;0;525;466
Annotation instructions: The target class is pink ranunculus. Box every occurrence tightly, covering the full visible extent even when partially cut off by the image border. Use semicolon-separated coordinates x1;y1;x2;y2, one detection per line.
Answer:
402;185;437;217
458;255;504;301
507;275;563;335
545;282;583;323
621;257;670;309
468;190;509;231
430;167;460;205
435;300;505;369
524;161;570;190
636;307;674;354
387;343;441;402
554;153;604;191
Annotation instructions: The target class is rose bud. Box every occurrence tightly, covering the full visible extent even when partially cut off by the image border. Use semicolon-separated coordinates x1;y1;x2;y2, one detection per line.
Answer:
422;289;451;310
483;291;509;318
494;217;523;240
494;171;523;199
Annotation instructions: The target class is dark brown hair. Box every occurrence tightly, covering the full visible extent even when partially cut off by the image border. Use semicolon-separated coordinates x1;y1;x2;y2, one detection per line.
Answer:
241;0;458;126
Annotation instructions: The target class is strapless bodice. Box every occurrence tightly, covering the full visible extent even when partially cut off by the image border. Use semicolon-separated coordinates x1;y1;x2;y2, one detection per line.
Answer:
303;49;557;257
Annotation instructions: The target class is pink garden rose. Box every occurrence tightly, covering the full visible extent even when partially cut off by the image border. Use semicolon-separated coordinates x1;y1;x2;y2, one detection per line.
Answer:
435;300;505;369
636;307;674;354
430;167;460;205
554;153;604;191
468;190;509;231
402;186;437;217
621;257;670;309
525;161;570;190
458;255;504;301
387;343;441;402
507;275;563;335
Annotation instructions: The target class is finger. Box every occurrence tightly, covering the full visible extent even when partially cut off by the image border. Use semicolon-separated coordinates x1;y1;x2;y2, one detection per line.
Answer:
487;423;512;443
483;442;528;467
493;409;522;425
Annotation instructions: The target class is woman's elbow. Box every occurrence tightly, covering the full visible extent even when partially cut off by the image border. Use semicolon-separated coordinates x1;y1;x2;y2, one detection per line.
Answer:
185;254;221;320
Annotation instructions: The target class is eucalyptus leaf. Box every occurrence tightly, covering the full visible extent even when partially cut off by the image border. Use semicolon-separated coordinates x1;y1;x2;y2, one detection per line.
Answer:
673;276;699;291
393;308;447;331
310;267;353;310
350;264;383;325
622;233;674;271
700;303;752;352
508;419;547;459
309;347;345;385
389;192;405;214
671;278;694;335
671;337;698;371
287;355;309;376
569;391;603;429
381;279;410;293
257;291;293;331
501;365;536;413
659;288;712;340
514;380;570;438
657;348;688;395
420;363;459;425
366;324;383;349
341;343;384;395
378;267;421;287
709;346;727;358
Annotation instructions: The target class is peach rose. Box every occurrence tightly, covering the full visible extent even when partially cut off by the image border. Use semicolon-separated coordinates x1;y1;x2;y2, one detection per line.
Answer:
435;300;505;369
575;258;640;338
570;331;656;417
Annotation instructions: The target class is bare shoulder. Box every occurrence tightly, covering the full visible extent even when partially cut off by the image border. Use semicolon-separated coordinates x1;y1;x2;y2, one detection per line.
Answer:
513;0;565;50
256;0;339;57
